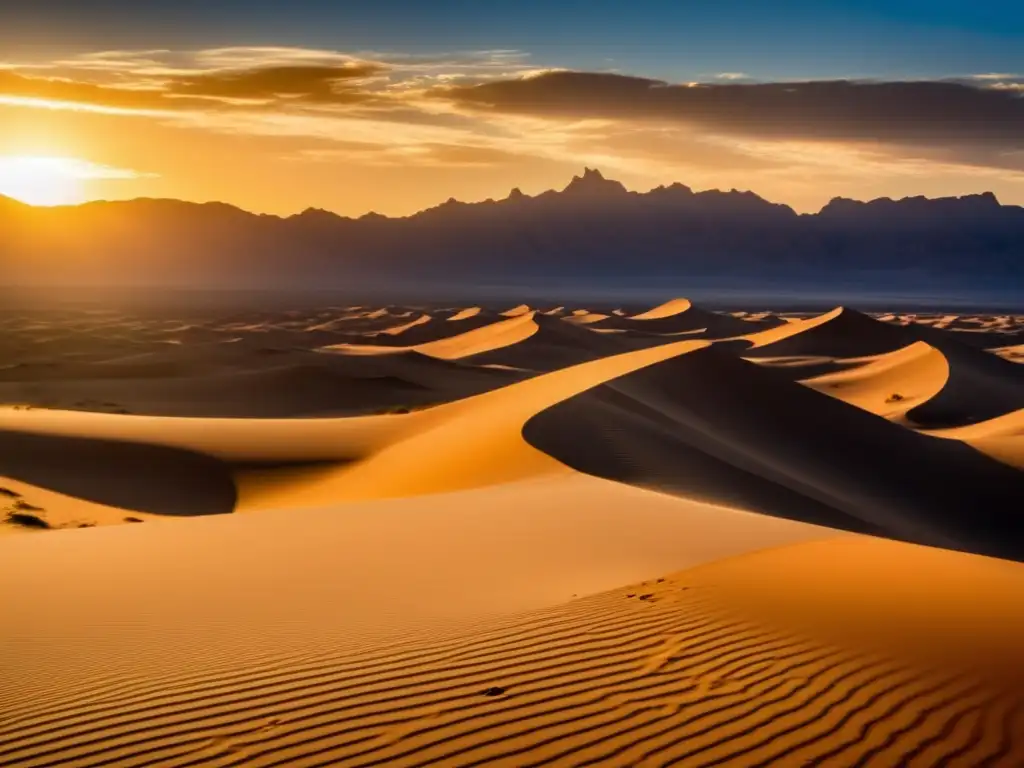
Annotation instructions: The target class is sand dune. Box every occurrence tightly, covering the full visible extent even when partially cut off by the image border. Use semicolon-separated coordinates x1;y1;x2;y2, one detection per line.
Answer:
445;306;483;321
563;312;610;325
526;342;1024;561
991;343;1024;363
0;345;522;417
0;335;702;518
3;521;1022;767
2;297;1023;766
0;365;432;417
630;297;696;320
349;309;504;348
742;309;1024;427
592;297;762;338
323;312;540;360
901;329;1024;427
500;303;533;317
742;306;914;358
802;341;949;420
926;409;1024;471
374;313;432;336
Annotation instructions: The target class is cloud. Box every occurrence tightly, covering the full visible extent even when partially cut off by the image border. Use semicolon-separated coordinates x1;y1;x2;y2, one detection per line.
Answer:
4;46;1024;190
0;46;546;115
0;155;153;180
0;69;212;113
442;72;1024;159
168;64;384;104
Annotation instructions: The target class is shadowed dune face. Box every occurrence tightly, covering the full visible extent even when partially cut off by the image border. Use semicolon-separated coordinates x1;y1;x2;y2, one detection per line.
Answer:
526;343;1024;561
902;334;1024;428
742;306;917;358
0;430;236;515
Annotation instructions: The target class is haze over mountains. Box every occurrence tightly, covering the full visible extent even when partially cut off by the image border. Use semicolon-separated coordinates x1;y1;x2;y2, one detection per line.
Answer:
3;168;1022;302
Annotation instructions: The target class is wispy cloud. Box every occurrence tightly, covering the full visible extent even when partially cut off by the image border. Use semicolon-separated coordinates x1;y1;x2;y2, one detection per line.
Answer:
0;93;173;117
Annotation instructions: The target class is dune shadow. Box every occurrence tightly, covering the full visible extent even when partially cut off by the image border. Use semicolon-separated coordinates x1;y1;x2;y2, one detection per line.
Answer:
906;334;1024;428
0;429;237;516
524;344;1024;563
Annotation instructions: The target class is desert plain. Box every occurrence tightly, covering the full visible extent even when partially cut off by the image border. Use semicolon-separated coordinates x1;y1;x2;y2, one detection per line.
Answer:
2;297;1024;767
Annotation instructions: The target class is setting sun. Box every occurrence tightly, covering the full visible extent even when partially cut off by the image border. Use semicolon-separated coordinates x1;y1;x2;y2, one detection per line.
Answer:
0;156;88;206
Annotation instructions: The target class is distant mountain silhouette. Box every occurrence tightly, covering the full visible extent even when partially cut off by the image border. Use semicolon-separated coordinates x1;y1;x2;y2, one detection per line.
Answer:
2;168;1022;296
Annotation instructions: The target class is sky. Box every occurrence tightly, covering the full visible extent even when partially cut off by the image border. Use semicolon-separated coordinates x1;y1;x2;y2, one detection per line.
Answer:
1;0;1022;214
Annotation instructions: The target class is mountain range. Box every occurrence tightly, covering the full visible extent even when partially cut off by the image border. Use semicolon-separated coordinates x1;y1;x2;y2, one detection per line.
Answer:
2;168;1022;301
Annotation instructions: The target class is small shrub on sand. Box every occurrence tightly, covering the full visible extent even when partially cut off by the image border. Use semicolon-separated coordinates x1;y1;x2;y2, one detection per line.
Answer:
0;487;20;498
5;510;50;529
886;392;905;403
124;516;145;523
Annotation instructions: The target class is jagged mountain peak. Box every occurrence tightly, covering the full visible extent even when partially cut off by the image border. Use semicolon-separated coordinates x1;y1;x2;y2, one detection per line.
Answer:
562;167;628;196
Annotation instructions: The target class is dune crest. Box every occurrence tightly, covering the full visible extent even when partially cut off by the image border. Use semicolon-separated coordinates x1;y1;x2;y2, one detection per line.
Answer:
630;297;693;320
445;306;482;321
742;306;912;357
323;312;540;361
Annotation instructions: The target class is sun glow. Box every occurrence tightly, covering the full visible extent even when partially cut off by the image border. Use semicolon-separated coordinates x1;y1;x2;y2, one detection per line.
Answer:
0;155;148;206
0;156;89;206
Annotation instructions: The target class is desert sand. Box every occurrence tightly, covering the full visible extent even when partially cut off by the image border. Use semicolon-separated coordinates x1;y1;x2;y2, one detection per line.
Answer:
1;297;1023;766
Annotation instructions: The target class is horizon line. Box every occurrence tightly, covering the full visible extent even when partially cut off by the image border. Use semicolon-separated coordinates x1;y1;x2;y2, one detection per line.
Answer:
0;167;1009;221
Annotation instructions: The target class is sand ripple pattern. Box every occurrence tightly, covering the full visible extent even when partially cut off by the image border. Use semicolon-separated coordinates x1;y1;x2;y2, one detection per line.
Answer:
2;568;1020;768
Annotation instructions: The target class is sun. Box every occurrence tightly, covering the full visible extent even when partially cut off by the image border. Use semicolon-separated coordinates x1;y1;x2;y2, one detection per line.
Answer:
0;156;90;206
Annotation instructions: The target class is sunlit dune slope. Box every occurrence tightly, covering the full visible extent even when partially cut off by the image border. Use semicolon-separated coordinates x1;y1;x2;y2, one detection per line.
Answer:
2;527;1022;767
322;312;540;360
926;408;1024;471
802;341;949;421
444;306;483;321
0;337;704;517
324;312;637;372
351;309;503;347
591;297;765;338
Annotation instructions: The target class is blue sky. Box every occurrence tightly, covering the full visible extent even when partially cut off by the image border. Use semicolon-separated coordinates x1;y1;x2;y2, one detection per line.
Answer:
4;0;1023;80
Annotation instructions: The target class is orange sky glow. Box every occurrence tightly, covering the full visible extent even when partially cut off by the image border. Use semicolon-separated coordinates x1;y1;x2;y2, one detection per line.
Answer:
2;46;1023;216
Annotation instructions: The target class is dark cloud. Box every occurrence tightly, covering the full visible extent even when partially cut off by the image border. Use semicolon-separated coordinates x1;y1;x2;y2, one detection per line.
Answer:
444;72;1024;150
168;64;383;103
